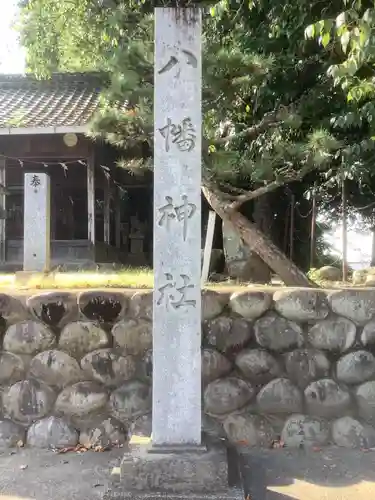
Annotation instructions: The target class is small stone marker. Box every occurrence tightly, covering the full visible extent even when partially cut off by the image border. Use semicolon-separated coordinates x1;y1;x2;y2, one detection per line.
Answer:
23;172;51;272
153;6;202;447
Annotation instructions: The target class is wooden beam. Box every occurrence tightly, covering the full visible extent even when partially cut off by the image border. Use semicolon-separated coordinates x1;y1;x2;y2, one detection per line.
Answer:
0;125;89;135
0;157;6;263
115;187;122;249
87;153;95;251
104;179;110;245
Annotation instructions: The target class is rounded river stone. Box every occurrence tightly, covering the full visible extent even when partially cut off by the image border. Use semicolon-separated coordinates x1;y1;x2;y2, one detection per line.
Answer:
109;381;151;422
27;416;78;448
308;317;356;353
0;419;26;447
332;416;375;449
284;349;330;389
229;291;272;320
112;319;152;356
3;321;56;355
4;378;56;424
235;349;282;385
223;413;276;447
274;289;329;322
29;350;82;389
336;350;375;385
202;348;232;384
256;378;303;414
204;316;252;354
79;416;128;448
59;321;109;358
254;313;303;352
55;381;108;418
281;414;330;448
0;352;25;384
304;379;351;418
81;349;137;387
204;377;255;416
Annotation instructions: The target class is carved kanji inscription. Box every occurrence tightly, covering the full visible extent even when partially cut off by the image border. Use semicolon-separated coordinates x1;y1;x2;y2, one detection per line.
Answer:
158;117;196;152
157;273;196;310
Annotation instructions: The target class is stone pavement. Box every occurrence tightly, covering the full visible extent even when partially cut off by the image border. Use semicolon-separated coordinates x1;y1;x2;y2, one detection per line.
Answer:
1;447;375;500
241;447;375;499
0;447;123;500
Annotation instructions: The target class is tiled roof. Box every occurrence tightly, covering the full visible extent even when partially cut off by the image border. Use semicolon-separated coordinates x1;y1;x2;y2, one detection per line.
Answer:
0;73;106;129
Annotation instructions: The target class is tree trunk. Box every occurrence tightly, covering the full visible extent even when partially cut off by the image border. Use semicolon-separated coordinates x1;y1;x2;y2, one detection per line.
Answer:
249;194;273;283
203;185;314;287
371;228;375;267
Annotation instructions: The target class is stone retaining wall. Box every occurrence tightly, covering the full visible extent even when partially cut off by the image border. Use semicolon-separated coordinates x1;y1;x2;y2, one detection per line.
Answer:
2;288;375;450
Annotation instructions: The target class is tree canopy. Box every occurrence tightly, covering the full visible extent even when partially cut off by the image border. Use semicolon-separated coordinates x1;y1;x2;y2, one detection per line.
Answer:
19;0;342;184
17;0;375;283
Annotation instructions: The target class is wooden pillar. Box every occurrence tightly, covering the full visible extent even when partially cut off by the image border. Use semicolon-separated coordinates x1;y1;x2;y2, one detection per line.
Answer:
87;153;95;257
342;176;348;282
115;187;122;249
0;157;6;263
104;179;111;245
310;186;317;269
289;194;295;261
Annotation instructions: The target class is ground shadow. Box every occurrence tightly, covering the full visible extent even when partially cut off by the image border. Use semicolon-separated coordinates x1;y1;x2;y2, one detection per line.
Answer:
240;446;375;499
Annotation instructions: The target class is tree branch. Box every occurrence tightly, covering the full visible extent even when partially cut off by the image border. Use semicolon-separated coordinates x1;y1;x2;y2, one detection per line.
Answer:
228;163;317;211
213;109;282;146
228;180;284;210
211;84;317;147
218;180;249;196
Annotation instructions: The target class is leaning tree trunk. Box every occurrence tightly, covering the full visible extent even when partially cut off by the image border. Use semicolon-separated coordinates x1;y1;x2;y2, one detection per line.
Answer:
202;185;314;287
249;193;273;283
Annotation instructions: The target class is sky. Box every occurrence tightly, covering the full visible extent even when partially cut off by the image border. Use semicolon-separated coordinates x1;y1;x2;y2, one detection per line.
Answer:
0;1;372;267
0;0;25;74
325;225;371;269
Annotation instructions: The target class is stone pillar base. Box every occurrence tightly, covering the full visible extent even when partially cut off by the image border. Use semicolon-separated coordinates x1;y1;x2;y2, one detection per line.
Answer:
115;437;243;499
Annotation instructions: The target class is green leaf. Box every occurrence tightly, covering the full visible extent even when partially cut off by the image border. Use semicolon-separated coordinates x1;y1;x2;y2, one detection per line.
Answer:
304;24;315;39
336;12;347;28
322;32;330;48
324;19;333;31
341;31;351;53
317;20;325;34
346;58;358;75
363;8;373;23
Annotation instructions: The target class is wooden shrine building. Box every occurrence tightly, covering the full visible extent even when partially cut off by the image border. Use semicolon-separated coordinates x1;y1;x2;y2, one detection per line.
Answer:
0;73;153;271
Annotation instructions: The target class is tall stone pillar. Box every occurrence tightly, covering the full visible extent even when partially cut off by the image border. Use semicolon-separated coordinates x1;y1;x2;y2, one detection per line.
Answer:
118;7;242;499
152;6;202;447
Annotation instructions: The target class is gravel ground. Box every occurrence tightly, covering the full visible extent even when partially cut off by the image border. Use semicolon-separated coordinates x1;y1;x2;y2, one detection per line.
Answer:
1;446;375;500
